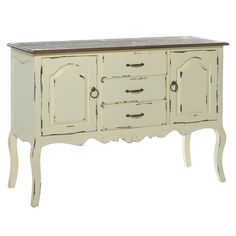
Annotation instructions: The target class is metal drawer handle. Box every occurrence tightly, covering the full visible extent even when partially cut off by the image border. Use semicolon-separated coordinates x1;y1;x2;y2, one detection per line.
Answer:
90;87;99;99
126;63;144;68
170;81;178;92
126;113;144;118
125;88;144;94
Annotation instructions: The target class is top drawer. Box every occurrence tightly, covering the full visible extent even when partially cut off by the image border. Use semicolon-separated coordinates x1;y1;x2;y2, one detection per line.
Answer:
102;51;167;77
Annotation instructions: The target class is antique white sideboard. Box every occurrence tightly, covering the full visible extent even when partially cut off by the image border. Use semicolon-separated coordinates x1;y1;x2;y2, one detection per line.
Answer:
8;36;228;207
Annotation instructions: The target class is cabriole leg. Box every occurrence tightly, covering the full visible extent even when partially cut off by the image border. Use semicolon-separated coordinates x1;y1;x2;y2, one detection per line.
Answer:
214;127;226;182
30;139;42;207
8;132;19;188
182;134;192;167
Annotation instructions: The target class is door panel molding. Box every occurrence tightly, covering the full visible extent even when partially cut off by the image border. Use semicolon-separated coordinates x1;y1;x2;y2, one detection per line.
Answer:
176;57;209;115
49;64;88;126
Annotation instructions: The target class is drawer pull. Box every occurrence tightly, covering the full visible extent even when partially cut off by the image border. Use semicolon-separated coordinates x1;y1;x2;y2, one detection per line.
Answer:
126;113;144;118
90;87;99;98
125;88;144;94
126;63;144;68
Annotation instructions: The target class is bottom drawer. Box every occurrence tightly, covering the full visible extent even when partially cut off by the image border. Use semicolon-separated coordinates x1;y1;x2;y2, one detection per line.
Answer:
101;101;166;130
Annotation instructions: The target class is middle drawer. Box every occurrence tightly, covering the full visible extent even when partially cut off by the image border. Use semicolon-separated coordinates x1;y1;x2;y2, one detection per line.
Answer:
101;76;166;103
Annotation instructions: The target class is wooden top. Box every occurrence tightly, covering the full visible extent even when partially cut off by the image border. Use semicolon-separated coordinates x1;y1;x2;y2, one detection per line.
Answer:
8;36;229;54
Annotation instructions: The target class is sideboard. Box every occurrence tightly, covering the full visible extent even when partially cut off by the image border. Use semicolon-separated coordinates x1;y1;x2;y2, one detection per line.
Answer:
8;36;229;207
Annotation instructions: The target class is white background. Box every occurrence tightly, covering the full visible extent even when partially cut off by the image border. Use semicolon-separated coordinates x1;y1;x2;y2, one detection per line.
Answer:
0;0;235;235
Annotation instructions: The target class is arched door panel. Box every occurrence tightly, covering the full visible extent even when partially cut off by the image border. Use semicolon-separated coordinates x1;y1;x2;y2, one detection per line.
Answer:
169;51;218;123
41;56;97;135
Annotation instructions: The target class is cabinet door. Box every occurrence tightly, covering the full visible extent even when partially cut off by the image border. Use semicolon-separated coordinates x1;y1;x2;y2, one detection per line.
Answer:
169;50;218;123
41;56;97;135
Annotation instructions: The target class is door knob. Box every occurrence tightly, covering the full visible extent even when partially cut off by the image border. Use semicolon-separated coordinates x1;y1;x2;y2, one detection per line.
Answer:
170;81;178;92
90;87;99;98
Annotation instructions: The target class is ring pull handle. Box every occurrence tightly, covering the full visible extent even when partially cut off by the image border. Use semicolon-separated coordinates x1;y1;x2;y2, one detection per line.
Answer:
170;81;178;92
126;113;144;118
90;87;99;99
125;88;144;94
126;63;144;68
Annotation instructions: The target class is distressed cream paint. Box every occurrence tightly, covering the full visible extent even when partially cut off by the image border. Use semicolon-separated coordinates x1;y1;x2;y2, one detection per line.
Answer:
9;46;226;207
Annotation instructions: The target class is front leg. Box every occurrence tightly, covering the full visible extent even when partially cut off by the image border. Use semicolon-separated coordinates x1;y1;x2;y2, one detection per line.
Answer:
214;127;226;182
30;139;42;207
8;132;19;188
182;134;192;167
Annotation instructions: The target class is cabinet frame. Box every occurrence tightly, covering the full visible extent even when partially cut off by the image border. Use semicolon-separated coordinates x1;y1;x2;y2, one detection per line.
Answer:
8;45;227;207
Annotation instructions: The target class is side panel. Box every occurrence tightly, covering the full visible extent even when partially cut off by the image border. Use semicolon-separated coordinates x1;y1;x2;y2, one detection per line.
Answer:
11;50;35;140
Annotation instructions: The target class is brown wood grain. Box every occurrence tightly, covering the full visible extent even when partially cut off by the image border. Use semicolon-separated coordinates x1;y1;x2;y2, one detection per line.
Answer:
8;36;229;54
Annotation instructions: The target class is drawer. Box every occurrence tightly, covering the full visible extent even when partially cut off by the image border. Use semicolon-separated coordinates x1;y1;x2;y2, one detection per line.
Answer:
102;76;166;103
101;101;166;130
102;51;167;77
